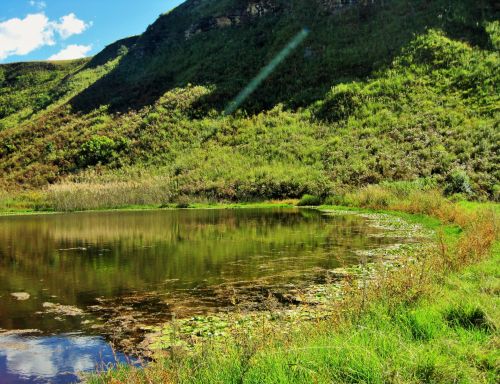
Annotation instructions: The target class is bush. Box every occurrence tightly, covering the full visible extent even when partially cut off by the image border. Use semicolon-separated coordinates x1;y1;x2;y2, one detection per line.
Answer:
297;194;322;206
445;170;474;197
486;21;500;50
493;184;500;202
401;29;469;69
79;135;119;167
313;83;363;122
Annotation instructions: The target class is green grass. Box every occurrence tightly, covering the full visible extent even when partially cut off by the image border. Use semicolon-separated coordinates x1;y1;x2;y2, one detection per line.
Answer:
458;200;500;214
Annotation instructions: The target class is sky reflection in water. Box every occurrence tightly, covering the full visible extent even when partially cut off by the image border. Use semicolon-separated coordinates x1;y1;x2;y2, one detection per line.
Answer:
0;334;129;384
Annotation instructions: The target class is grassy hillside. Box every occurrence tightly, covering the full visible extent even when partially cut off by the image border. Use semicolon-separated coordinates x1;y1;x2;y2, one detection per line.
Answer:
0;0;498;207
0;60;88;130
71;0;498;112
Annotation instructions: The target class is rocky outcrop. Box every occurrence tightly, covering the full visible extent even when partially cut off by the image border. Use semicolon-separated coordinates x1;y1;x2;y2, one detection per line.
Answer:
183;0;384;39
185;0;280;39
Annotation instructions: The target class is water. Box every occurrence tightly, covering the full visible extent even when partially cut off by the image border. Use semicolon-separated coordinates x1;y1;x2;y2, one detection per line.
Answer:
0;333;130;384
0;208;412;383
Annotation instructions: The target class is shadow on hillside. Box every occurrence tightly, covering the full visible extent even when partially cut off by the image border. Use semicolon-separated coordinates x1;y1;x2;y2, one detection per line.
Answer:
69;0;498;114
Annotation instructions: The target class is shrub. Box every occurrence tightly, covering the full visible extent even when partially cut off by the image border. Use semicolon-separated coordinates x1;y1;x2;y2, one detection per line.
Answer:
34;94;52;111
486;21;500;50
117;45;129;56
445;170;474;197
174;195;191;209
297;194;322;206
493;184;500;202
401;29;469;69
313;83;363;122
79;135;118;167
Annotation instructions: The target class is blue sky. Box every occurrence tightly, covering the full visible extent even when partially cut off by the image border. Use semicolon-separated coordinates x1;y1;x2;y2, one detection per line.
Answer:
0;1;185;63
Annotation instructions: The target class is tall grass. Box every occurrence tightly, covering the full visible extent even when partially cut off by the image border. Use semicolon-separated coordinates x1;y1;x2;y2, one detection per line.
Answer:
90;190;498;384
335;184;476;226
47;176;175;211
0;188;47;212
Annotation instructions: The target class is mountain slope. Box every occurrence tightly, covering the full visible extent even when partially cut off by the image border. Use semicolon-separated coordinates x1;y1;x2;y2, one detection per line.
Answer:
0;0;498;206
70;0;499;112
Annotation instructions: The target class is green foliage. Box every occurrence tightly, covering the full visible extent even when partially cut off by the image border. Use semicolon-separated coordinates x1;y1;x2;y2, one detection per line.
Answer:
313;83;363;122
485;21;500;50
400;29;470;69
79;135;119;167
117;45;129;56
297;194;322;206
380;179;438;198
444;305;493;331
445;170;474;197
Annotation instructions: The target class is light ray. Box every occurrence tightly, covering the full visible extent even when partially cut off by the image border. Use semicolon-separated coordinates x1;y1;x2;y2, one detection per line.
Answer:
224;28;310;115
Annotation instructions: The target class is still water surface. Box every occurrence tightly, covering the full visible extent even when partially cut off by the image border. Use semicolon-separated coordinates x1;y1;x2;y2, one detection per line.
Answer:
0;208;412;383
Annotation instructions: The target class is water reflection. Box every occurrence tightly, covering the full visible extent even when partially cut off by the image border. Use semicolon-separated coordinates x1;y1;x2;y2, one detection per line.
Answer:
0;208;413;383
0;209;404;333
0;333;129;383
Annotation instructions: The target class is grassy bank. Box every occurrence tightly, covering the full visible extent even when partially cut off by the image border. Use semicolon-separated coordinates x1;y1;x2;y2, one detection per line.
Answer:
86;190;498;384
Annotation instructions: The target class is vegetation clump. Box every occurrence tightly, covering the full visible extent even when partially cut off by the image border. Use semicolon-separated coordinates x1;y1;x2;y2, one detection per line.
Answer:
79;135;121;167
0;1;498;382
297;194;322;206
444;305;494;332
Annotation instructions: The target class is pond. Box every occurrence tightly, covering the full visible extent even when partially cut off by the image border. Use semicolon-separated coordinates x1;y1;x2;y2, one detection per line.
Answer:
0;208;417;383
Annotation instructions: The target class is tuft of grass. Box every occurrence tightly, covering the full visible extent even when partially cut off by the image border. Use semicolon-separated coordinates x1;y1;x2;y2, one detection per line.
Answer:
297;194;322;206
444;305;494;332
46;176;174;211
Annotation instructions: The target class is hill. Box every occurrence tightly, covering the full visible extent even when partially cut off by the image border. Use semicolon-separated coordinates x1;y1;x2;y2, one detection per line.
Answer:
0;0;499;209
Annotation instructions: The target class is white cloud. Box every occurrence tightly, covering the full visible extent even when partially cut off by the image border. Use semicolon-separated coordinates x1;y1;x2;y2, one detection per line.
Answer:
0;14;55;60
48;44;92;61
0;12;90;61
52;13;90;39
29;1;47;9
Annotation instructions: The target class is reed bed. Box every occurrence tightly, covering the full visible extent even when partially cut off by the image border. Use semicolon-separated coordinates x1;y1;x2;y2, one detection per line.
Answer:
47;176;175;211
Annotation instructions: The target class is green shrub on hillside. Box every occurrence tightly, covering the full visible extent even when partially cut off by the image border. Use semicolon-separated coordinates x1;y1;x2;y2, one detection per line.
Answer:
79;136;119;167
313;83;363;122
445;170;474;197
486;21;500;50
401;29;469;69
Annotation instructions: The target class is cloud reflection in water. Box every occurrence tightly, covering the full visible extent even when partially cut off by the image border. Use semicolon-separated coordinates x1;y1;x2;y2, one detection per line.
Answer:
0;334;128;384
